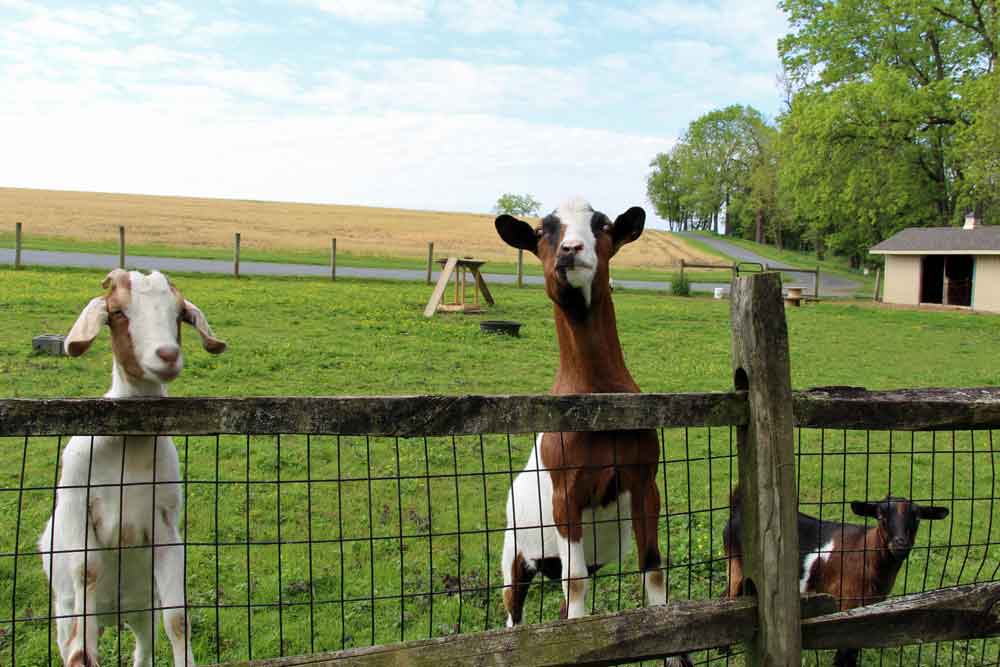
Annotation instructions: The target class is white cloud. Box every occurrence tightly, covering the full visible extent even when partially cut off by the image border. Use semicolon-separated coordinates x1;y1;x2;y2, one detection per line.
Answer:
306;58;590;114
303;0;568;34
594;0;787;63
438;0;568;36
309;0;431;24
140;1;196;34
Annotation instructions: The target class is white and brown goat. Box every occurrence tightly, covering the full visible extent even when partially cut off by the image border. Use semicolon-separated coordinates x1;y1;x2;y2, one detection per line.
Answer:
495;198;678;655
39;269;226;667
724;487;948;666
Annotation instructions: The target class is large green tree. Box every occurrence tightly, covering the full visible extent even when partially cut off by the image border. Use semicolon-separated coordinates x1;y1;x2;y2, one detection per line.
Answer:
777;0;998;261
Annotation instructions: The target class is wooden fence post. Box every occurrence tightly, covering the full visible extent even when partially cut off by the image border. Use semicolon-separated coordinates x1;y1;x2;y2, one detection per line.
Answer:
730;272;801;667
14;222;22;270
679;258;685;283
815;265;821;299
426;242;434;285
331;238;337;281
516;249;524;288
234;233;241;278
873;267;882;302
118;225;125;269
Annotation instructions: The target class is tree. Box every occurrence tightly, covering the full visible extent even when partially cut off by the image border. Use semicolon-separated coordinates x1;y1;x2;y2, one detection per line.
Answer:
646;151;692;231
647;105;778;239
778;0;998;227
955;71;1000;222
494;193;541;217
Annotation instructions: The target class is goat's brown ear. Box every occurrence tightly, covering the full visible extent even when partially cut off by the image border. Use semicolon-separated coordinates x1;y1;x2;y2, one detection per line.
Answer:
611;206;645;253
181;300;227;354
495;215;538;254
65;297;108;357
850;501;879;518
917;505;949;520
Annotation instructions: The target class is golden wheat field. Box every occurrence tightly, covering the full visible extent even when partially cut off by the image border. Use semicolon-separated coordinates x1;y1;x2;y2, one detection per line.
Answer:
0;188;714;267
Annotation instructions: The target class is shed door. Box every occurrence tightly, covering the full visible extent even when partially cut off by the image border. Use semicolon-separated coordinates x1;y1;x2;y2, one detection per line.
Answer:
921;256;944;304
945;255;974;306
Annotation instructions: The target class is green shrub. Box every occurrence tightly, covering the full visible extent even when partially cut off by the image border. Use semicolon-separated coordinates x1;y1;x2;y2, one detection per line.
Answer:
670;271;691;297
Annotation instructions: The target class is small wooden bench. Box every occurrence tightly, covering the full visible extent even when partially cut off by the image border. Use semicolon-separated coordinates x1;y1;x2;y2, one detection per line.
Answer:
424;257;495;317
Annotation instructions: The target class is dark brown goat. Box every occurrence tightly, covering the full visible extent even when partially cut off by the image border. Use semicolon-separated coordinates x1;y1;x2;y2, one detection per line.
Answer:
724;486;948;666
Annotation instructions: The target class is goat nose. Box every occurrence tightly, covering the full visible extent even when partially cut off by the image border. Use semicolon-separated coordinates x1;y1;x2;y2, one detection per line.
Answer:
560;241;584;254
156;346;180;363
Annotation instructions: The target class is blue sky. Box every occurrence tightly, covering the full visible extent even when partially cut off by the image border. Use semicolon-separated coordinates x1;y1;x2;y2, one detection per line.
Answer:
0;1;787;225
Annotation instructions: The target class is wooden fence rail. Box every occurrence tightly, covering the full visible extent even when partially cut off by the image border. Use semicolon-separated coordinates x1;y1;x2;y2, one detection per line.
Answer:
3;387;999;437
213;583;1000;667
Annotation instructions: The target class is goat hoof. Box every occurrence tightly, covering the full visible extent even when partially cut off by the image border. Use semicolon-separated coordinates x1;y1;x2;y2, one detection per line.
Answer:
67;650;99;667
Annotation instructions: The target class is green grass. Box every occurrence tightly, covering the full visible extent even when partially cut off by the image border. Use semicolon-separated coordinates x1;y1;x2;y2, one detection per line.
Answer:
1;267;998;666
1;232;734;285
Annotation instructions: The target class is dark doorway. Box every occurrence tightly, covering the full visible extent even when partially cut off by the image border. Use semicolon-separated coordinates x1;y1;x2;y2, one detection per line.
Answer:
945;255;974;306
921;256;944;304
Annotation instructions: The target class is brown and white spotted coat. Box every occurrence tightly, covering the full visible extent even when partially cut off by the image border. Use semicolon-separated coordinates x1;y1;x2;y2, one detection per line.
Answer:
39;269;226;667
724;488;948;667
495;198;675;644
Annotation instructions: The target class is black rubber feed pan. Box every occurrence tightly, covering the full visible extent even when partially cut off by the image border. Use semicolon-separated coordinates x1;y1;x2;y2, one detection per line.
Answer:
480;320;522;337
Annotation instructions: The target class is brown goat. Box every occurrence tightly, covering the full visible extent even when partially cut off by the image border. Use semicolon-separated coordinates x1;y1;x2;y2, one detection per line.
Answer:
724;486;948;666
496;197;690;666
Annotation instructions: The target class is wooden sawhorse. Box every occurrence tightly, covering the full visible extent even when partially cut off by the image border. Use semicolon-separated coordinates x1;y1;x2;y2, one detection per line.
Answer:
423;257;495;317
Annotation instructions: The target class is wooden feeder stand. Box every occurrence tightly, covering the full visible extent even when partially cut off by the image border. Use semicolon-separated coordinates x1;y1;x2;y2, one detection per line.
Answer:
424;257;495;317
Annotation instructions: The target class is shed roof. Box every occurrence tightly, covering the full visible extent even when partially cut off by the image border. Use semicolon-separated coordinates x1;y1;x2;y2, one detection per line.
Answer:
870;226;1000;255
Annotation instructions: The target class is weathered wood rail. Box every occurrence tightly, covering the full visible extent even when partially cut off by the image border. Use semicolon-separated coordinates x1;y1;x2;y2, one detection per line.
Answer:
214;595;839;667
2;386;999;437
211;583;1000;667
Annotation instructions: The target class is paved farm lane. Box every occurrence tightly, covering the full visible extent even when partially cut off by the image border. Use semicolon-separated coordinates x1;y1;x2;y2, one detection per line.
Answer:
677;232;860;294
2;248;735;293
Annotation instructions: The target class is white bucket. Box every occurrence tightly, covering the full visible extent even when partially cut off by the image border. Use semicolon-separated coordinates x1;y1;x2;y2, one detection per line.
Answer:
713;287;725;300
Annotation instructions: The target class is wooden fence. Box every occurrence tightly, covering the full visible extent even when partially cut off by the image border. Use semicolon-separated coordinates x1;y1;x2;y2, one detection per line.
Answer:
2;274;999;666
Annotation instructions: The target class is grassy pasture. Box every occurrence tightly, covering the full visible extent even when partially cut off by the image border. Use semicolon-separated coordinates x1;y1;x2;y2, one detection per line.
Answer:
1;267;999;665
0;188;723;280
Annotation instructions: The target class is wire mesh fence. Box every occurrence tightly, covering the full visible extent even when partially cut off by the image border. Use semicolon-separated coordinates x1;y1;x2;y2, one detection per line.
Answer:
1;393;999;666
0;425;738;666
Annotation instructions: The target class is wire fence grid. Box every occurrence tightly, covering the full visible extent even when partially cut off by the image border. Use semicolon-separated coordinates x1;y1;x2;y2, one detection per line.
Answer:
0;422;998;666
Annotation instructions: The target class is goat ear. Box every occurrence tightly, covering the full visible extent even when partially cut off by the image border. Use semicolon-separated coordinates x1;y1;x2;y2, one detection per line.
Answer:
181;300;227;354
102;268;130;290
611;206;645;253
850;501;879;518
917;505;949;520
65;297;108;357
495;215;538;254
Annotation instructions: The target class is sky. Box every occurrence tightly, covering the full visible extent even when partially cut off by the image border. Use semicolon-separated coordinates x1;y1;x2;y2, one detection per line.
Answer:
0;1;788;226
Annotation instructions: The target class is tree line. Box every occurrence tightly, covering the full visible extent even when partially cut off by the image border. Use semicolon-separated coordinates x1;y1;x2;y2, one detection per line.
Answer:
647;0;998;266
